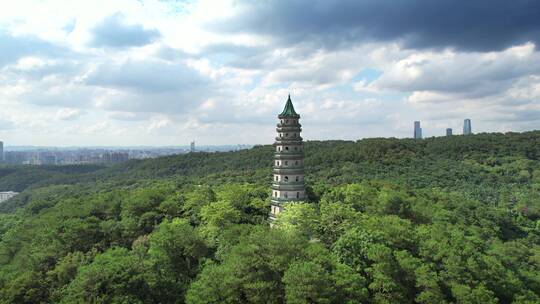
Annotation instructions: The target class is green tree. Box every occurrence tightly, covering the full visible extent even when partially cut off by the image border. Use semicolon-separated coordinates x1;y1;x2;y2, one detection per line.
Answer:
146;218;209;302
200;200;242;243
60;247;150;303
275;202;318;238
283;261;334;304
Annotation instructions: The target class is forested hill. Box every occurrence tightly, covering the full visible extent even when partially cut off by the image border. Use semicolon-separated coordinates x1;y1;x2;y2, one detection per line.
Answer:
0;131;539;303
0;164;104;193
2;131;540;211
78;129;540;180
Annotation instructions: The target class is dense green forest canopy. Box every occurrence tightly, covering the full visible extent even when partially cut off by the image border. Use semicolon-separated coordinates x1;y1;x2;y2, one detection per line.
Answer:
0;164;104;193
0;131;539;303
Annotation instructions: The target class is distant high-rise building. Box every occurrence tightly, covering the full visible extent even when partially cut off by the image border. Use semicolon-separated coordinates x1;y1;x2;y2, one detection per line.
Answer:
0;141;3;162
190;141;195;152
414;121;423;139
446;128;453;136
463;119;472;135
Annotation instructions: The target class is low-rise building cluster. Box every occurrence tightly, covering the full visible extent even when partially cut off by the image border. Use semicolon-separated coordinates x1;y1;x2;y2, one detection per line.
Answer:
0;191;18;204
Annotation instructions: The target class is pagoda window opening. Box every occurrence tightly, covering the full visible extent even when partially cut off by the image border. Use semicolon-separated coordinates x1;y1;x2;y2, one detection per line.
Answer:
274;191;277;197
285;176;289;182
285;161;288;165
285;133;289;137
285;193;288;198
285;147;289;151
295;176;299;182
275;176;278;181
296;192;300;198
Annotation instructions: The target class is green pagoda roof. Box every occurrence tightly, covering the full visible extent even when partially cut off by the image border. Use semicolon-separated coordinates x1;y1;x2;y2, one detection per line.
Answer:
279;95;299;117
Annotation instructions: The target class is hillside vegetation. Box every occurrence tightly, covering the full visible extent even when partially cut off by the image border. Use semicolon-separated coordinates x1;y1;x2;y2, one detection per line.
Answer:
0;131;539;303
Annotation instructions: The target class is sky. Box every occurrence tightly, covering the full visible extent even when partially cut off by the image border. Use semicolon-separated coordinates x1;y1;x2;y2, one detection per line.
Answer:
1;0;540;146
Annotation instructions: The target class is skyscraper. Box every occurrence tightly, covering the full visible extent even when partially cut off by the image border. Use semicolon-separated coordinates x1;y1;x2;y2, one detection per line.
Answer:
463;119;472;135
270;95;305;221
0;141;3;162
414;121;423;139
446;128;453;136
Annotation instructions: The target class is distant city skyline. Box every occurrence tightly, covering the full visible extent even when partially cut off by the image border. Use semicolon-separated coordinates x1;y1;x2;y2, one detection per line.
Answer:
1;1;539;145
1;115;527;149
0;145;252;165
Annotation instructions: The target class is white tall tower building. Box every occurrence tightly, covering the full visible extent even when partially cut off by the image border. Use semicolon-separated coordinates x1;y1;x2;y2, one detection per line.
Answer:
270;95;306;221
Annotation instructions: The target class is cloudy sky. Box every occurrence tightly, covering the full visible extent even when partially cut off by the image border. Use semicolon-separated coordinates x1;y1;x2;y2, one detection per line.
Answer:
1;0;540;146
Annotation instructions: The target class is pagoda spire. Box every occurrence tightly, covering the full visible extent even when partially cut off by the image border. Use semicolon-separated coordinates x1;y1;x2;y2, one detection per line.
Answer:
279;94;299;117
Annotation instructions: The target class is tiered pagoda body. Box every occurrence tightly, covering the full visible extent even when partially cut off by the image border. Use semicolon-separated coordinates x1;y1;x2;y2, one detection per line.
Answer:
270;95;306;221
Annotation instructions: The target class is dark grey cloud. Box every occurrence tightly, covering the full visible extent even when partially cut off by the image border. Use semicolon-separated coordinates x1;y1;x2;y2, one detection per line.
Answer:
89;13;160;48
0;32;70;68
215;0;540;52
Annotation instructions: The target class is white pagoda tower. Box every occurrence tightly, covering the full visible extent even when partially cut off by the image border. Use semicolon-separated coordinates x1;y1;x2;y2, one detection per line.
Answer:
270;95;306;221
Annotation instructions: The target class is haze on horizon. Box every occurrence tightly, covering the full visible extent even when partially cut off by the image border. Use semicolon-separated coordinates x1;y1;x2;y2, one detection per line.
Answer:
1;0;540;146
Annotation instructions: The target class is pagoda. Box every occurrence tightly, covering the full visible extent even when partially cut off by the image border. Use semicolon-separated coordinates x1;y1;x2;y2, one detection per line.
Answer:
270;95;306;221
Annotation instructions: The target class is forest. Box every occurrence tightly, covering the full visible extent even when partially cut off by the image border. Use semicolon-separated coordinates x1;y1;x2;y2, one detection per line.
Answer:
0;131;539;303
